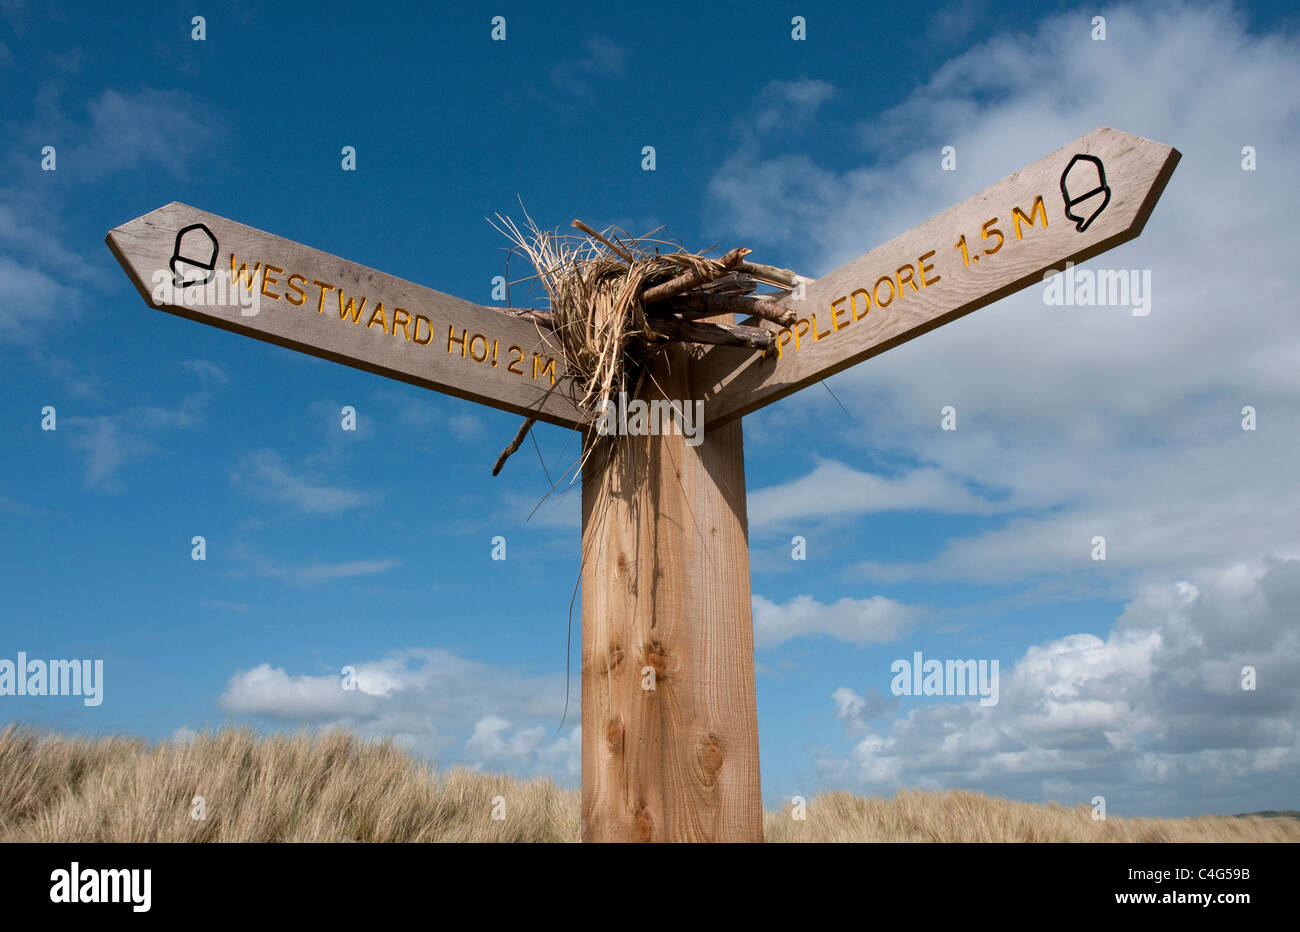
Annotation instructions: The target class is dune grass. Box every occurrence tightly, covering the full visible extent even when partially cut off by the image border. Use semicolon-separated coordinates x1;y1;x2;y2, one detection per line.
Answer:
0;725;577;842
763;789;1300;842
1;726;1293;842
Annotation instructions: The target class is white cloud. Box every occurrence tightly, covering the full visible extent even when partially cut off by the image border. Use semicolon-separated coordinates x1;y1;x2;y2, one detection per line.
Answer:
72;88;216;180
281;558;400;582
929;0;990;46
830;686;899;737
466;714;544;760
833;684;898;718
496;486;582;530
538;34;629;110
753;592;917;647
219;662;383;721
179;359;228;387
712;1;1300;590
448;412;485;442
65;416;157;490
832;686;865;720
228;543;400;584
64;369;219;490
216;648;580;778
817;559;1300;815
231;449;378;514
465;716;579;778
752;79;836;134
0;256;81;344
749;460;1001;528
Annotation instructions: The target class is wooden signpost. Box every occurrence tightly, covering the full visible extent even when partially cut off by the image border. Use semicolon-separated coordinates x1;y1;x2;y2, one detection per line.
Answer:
107;126;1179;843
106;202;585;429
695;127;1181;426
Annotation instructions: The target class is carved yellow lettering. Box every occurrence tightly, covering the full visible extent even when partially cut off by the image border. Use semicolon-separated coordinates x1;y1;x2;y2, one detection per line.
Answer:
896;263;917;295
775;327;793;359
793;318;810;351
366;301;388;333
392;307;411;340
918;251;940;287
532;354;556;385
469;333;488;362
448;326;467;356
413;314;433;345
286;273;307;306
873;275;895;308
830;297;849;331
811;312;832;341
260;264;283;301
338;290;367;323
850;288;870;321
230;255;261;291
312;280;335;313
1013;194;1048;239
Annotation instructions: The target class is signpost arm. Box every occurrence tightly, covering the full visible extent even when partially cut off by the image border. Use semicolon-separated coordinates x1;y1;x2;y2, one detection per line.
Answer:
580;319;762;842
695;127;1181;428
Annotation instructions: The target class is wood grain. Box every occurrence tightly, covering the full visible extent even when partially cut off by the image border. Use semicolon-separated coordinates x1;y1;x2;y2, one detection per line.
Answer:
106;202;586;429
581;314;762;842
696;127;1180;428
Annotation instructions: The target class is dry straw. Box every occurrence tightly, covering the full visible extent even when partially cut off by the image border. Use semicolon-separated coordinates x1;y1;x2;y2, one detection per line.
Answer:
487;207;800;476
491;211;734;415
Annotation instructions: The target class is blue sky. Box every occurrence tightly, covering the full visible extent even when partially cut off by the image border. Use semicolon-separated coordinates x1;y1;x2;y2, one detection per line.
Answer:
2;0;1298;818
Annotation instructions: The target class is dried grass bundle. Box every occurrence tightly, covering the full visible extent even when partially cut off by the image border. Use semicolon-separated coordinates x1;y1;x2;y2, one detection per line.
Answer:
490;209;738;418
486;209;803;477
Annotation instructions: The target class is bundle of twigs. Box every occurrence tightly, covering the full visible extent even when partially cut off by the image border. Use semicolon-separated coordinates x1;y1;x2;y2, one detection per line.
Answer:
487;209;806;475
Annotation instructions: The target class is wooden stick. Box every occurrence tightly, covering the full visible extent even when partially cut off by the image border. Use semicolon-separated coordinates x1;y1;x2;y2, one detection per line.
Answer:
693;271;757;296
659;248;719;267
641;247;751;304
739;300;796;327
664;293;796;326
649;318;774;350
571;219;634;263
492;416;537;476
735;260;803;289
651;305;722;322
509;308;557;328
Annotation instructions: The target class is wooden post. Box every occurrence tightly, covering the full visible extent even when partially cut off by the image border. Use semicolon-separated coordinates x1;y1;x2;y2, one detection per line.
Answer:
580;330;763;842
104;128;1180;846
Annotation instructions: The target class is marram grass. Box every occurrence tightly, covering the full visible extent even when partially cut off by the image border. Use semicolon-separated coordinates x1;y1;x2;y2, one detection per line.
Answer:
0;726;576;843
1;726;1295;843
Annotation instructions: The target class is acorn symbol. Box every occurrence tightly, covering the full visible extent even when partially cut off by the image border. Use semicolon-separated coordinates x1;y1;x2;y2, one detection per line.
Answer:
1059;154;1111;233
169;223;218;287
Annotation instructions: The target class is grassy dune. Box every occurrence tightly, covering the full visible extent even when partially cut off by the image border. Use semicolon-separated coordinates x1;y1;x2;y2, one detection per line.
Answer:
764;790;1299;842
1;726;1294;843
0;726;577;843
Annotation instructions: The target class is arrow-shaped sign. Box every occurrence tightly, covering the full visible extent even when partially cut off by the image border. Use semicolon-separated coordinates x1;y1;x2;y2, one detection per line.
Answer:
696;127;1180;427
106;203;586;429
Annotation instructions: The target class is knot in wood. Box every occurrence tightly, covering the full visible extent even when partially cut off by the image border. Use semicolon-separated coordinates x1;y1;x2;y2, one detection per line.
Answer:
634;803;654;843
697;734;725;785
645;640;668;676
